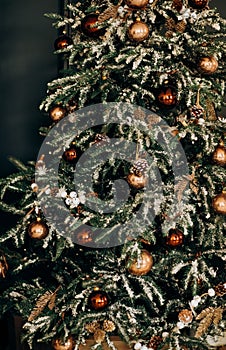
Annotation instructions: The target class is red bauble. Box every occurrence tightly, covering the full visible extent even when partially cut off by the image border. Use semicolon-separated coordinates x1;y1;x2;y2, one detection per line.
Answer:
188;0;208;9
54;35;73;50
81;14;105;38
63;148;77;162
88;289;109;310
157;84;177;108
166;228;184;246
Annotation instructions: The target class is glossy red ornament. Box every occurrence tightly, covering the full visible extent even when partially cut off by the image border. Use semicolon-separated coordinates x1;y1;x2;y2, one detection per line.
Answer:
63;148;77;162
54;35;73;50
166;228;184;246
188;0;208;9
81;14;105;38
157;84;177;108
88;289;109;310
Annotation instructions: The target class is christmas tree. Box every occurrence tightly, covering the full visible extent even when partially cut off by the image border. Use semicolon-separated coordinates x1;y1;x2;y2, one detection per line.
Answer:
0;0;226;349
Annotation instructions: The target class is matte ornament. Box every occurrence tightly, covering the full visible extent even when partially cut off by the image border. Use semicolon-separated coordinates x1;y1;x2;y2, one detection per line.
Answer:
212;192;226;215
125;0;149;9
127;173;147;189
188;0;208;9
88;290;109;310
212;143;226;167
54;35;73;50
28;220;49;239
0;255;8;278
128;20;149;42
198;56;218;74
166;228;184;246
127;249;153;276
81;14;104;38
49;106;67;122
63;148;77;162
157;85;177;108
52;336;75;350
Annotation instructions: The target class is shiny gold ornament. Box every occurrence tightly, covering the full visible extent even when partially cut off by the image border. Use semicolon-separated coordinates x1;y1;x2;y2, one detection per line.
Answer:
63;147;77;162
76;229;93;245
128;19;149;42
0;255;8;278
157;84;177;108
127;249;153;276
88;289;109;310
52;336;74;350
212;192;226;215
212;142;226;167
49;106;67;122
188;0;208;9
28;219;49;239
166;228;184;247
127;173;147;189
197;56;218;74
125;0;149;9
54;35;73;50
178;309;193;324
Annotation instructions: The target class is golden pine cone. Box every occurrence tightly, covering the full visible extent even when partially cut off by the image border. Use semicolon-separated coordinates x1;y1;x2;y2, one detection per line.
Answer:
85;320;100;333
148;335;163;349
178;309;193;324
165;18;175;30
103;320;116;332
176;20;186;33
94;329;106;343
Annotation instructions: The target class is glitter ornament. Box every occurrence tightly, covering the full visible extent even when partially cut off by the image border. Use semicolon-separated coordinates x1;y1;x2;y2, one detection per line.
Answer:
127;249;153;276
125;0;149;9
212;142;226;167
49;106;67;122
52;336;74;350
197;56;218;74
63;147;77;162
88;288;109;310
28;219;49;240
166;228;184;247
54;35;73;50
128;19;149;42
157;83;177;108
127;172;147;189
212;192;226;215
81;14;105;38
0;254;8;278
188;0;208;10
178;309;193;324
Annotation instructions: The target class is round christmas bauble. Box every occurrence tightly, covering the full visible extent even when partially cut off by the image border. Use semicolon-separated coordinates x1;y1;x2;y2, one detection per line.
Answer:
28;219;49;239
157;85;177;108
212;192;226;215
127;173;147;189
0;255;8;278
166;228;184;246
125;0;149;9
76;229;93;245
54;35;73;50
88;289;109;310
52;336;74;350
128;19;149;42
212;143;226;167
188;0;208;9
63;148;77;162
127;249;153;276
197;56;218;74
49;106;67;122
81;14;104;38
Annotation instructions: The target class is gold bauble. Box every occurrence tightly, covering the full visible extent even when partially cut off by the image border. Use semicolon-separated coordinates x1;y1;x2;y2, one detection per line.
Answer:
128;19;149;42
212;192;226;215
127;173;147;189
212;143;226;167
28;219;49;239
127;249;153;276
52;336;74;350
198;56;218;74
166;229;184;247
125;0;149;9
76;229;93;245
49;106;67;122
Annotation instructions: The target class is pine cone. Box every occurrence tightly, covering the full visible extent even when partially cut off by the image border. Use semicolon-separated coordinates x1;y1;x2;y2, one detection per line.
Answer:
85;320;101;333
103;320;116;332
176;20;186;33
215;282;226;297
189;105;204;119
94;329;106;343
132;159;148;175
148;335;163;350
165;18;176;30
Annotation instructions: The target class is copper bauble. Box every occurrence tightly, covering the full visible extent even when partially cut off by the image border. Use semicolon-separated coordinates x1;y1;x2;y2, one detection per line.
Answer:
81;14;105;38
188;0;208;9
54;35;73;50
76;229;93;245
88;289;109;310
212;143;226;167
0;255;8;278
198;56;218;74
63;148;77;162
28;219;49;239
127;173;147;189
128;20;149;42
212;192;226;215
125;0;149;9
127;249;153;276
166;229;184;247
52;336;74;350
157;85;177;108
49;106;67;122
